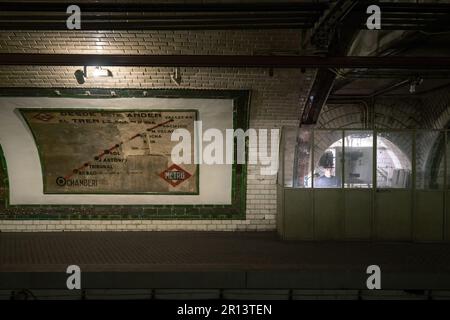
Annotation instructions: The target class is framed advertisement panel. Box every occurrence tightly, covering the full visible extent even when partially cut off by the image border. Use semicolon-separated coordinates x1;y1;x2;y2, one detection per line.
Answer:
0;88;250;220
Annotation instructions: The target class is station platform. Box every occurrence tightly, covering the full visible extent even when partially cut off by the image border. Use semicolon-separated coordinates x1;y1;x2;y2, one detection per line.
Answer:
1;231;450;298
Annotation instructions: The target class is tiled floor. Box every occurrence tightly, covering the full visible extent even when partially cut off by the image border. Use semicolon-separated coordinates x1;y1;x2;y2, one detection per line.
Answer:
1;231;450;273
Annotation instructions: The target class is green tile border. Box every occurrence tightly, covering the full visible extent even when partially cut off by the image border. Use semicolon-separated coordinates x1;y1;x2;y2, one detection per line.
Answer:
0;88;250;220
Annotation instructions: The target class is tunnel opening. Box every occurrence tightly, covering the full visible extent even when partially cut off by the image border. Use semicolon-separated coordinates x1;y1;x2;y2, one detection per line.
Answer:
292;130;414;189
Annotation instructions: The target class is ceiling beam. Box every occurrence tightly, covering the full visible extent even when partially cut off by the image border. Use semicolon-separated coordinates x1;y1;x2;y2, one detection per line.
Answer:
0;54;450;69
0;2;328;12
301;69;337;124
345;2;450;31
305;0;358;51
333;69;450;79
2;2;448;31
0;1;326;30
300;0;361;125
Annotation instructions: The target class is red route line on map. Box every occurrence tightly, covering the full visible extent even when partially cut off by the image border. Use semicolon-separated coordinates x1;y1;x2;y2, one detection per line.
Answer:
63;118;174;180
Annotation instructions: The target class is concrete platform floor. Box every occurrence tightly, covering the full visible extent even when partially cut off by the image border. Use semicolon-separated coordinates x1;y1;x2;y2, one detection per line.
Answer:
1;231;450;290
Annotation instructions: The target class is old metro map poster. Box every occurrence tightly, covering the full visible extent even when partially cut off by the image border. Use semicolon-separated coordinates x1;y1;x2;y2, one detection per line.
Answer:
20;109;198;195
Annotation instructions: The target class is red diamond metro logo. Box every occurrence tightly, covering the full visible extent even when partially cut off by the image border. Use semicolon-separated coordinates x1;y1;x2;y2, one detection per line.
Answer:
159;164;192;187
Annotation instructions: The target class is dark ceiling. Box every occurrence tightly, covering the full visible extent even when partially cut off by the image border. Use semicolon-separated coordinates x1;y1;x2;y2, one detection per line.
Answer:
0;0;449;122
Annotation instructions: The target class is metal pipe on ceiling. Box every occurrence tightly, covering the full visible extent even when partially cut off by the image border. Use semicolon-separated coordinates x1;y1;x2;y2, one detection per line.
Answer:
0;2;328;12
